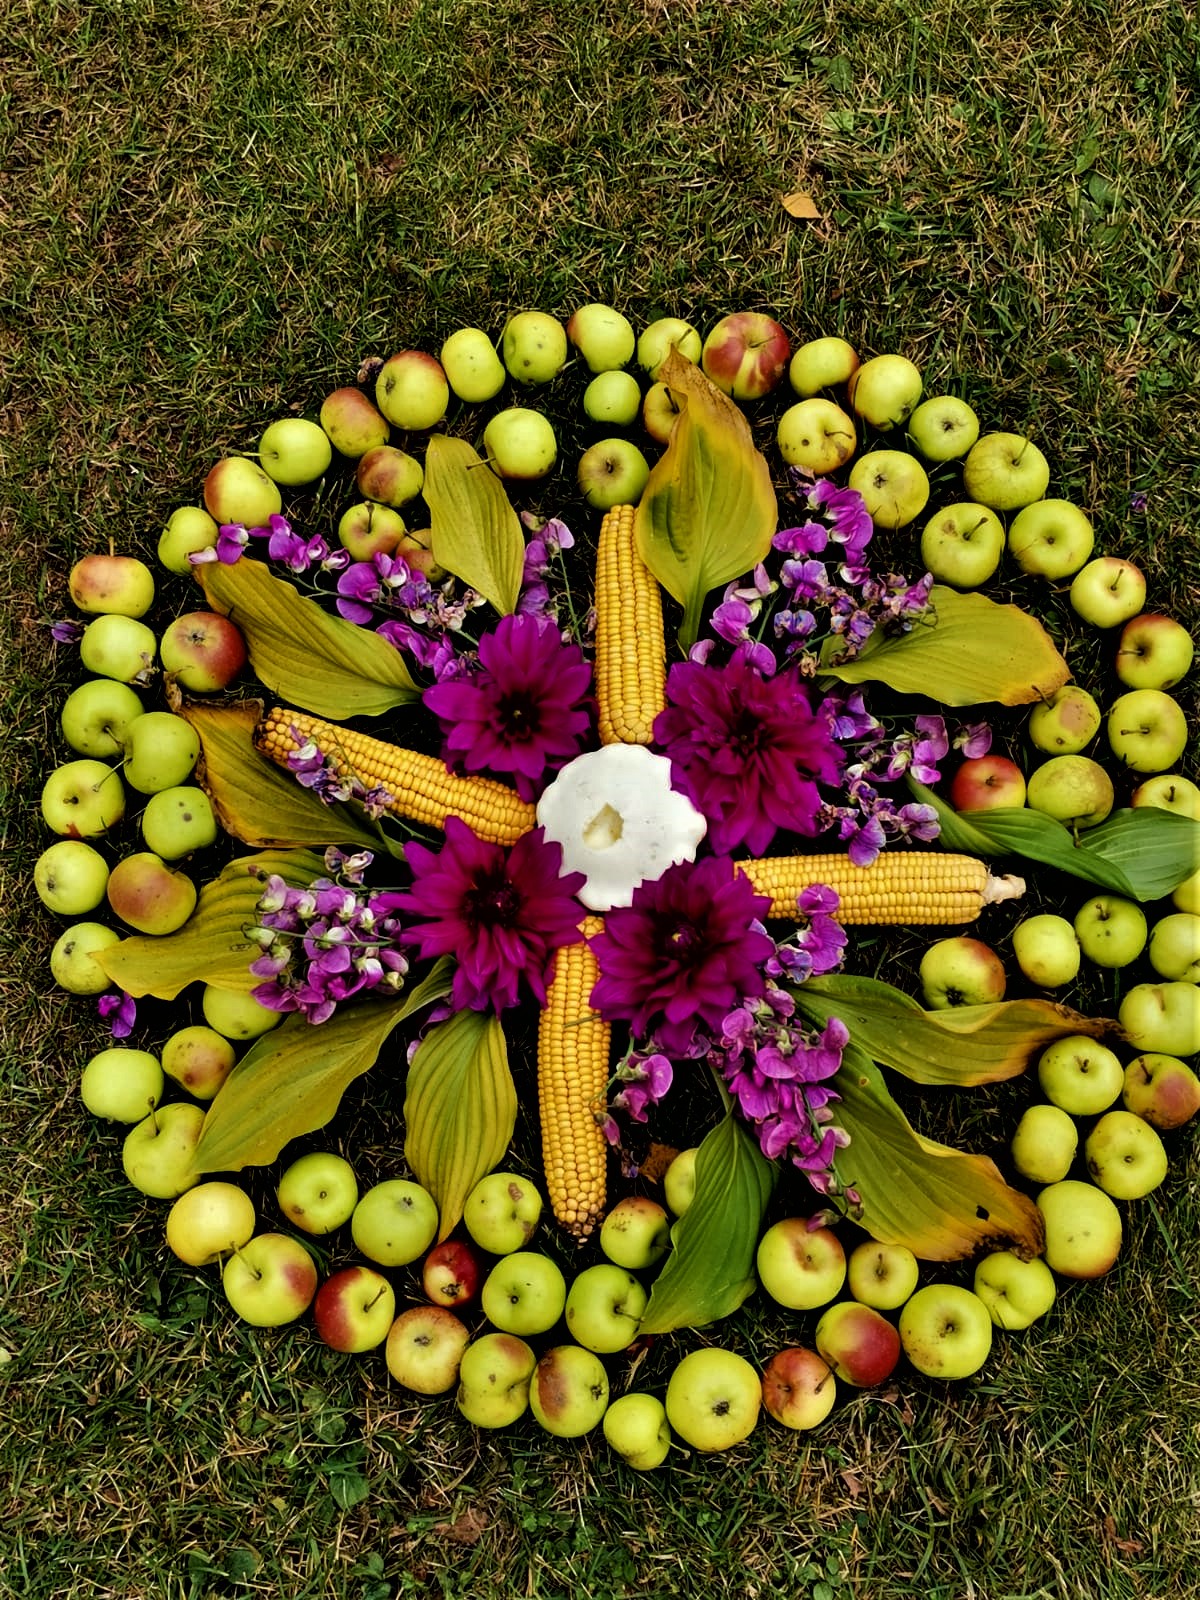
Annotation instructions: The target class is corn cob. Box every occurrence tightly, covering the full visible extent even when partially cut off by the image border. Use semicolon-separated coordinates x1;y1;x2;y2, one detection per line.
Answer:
595;503;667;746
738;852;1024;925
255;707;536;845
538;916;611;1241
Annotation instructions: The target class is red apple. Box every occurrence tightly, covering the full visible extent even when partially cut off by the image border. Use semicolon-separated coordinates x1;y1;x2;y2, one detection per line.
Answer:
700;313;790;400
760;1346;837;1430
815;1301;902;1388
949;756;1027;812
422;1238;484;1309
313;1265;396;1353
160;610;248;692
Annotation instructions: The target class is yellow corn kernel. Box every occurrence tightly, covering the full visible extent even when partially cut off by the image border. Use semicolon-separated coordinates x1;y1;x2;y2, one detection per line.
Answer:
538;916;610;1241
255;707;536;845
738;852;1024;925
595;502;667;746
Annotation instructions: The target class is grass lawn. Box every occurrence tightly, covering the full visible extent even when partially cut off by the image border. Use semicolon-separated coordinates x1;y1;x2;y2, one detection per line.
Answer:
3;2;1198;1596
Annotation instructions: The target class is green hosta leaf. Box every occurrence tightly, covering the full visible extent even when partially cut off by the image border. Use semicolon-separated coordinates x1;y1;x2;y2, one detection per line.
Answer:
914;780;1200;901
796;973;1112;1086
194;961;453;1173
424;434;525;615
199;558;418;718
634;349;777;648
822;586;1069;706
183;700;384;853
640;1111;777;1334
404;1007;517;1242
97;849;325;999
832;1044;1044;1260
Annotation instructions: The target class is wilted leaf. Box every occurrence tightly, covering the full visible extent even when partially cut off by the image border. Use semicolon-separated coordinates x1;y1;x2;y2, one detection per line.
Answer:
183;700;383;852
823;586;1069;706
833;1045;1044;1260
781;190;821;219
640;1111;777;1334
200;558;418;718
634;349;777;647
194;961;453;1172
405;1007;517;1241
98;849;325;998
796;973;1112;1086
425;434;525;615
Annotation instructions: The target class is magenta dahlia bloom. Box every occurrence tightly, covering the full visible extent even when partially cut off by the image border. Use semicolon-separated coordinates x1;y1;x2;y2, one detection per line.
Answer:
589;857;774;1055
653;655;845;856
396;818;586;1014
424;613;592;801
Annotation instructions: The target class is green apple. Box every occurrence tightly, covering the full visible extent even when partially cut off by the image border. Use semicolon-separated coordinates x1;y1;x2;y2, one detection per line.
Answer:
599;1196;671;1270
1122;1054;1200;1130
787;335;859;396
481;1250;567;1336
1131;774;1200;819
80;1046;163;1123
61;678;144;758
582;370;641;426
665;1348;761;1451
257;418;332;486
846;1241;920;1311
50;920;121;994
1115;612;1194;690
386;1305;470;1394
759;1346;837;1430
352;1178;439;1267
313;1265;396;1352
1107;688;1189;774
1072;894;1148;969
602;1391;672;1468
1119;982;1200;1057
577;438;650;509
641;381;685;443
776;399;856;474
1010;1103;1078;1184
814;1301;901;1387
201;984;283;1041
529;1344;610;1437
567;303;635;373
160;611;247;692
898;1284;992;1378
1174;866;1200;915
318;387;391;458
107;851;197;934
166;1181;255;1266
972;1251;1056;1330
663;1147;698;1216
337;501;407;561
919;935;1006;1008
756;1218;846;1310
203;456;283;526
501;312;567;386
847;449;930;529
636;317;701;378
69;553;155;617
1027;686;1102;756
161;1025;235;1100
222;1233;318;1327
440;327;506;403
42;759;126;839
1036;1179;1122;1278
564;1263;647;1353
1148;912;1200;983
463;1171;543;1254
121;711;200;793
34;839;110;915
1007;499;1094;578
1068;557;1146;628
1011;914;1081;988
962;432;1050;510
1025;754;1114;829
847;353;922;428
355;445;423;509
122;1102;205;1198
1036;1036;1123;1115
1085;1110;1168;1200
482;407;557;480
375;350;450;430
919;502;1004;588
158;505;219;574
456;1332;537;1427
141;786;218;859
906;395;979;461
79;614;157;684
277;1151;358;1234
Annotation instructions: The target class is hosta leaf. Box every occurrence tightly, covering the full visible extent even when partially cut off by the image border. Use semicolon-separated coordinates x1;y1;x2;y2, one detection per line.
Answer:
199;558;418;718
193;962;453;1173
97;849;325;999
914;780;1200;901
404;1007;517;1242
424;434;525;616
823;586;1068;706
796;973;1112;1086
832;1044;1044;1260
634;349;777;648
640;1111;777;1334
183;700;383;852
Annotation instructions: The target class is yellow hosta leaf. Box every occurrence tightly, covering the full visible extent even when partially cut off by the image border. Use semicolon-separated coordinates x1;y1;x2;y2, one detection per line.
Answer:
424;434;525;616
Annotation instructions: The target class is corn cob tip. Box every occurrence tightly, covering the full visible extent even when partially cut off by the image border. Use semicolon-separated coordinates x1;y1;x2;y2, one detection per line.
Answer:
984;873;1026;905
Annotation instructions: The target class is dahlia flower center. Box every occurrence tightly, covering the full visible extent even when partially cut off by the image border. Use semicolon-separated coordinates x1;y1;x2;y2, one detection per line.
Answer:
497;692;538;739
464;871;522;927
665;921;701;958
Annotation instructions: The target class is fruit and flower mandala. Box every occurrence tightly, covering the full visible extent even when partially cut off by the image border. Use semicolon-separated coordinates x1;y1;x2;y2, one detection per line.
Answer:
42;308;1199;1459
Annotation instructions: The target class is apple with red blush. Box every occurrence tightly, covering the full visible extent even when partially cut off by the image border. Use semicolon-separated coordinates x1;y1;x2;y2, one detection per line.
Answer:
160;610;248;692
700;312;790;400
815;1300;902;1387
949;756;1026;812
760;1347;836;1431
313;1265;396;1353
422;1237;485;1309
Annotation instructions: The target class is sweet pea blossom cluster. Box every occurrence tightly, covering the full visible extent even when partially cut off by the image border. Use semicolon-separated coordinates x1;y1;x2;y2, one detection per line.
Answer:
247;849;409;1024
285;728;394;818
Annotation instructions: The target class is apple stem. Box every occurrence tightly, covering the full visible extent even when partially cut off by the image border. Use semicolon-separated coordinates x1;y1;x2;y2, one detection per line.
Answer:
365;1284;388;1313
231;1238;263;1281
